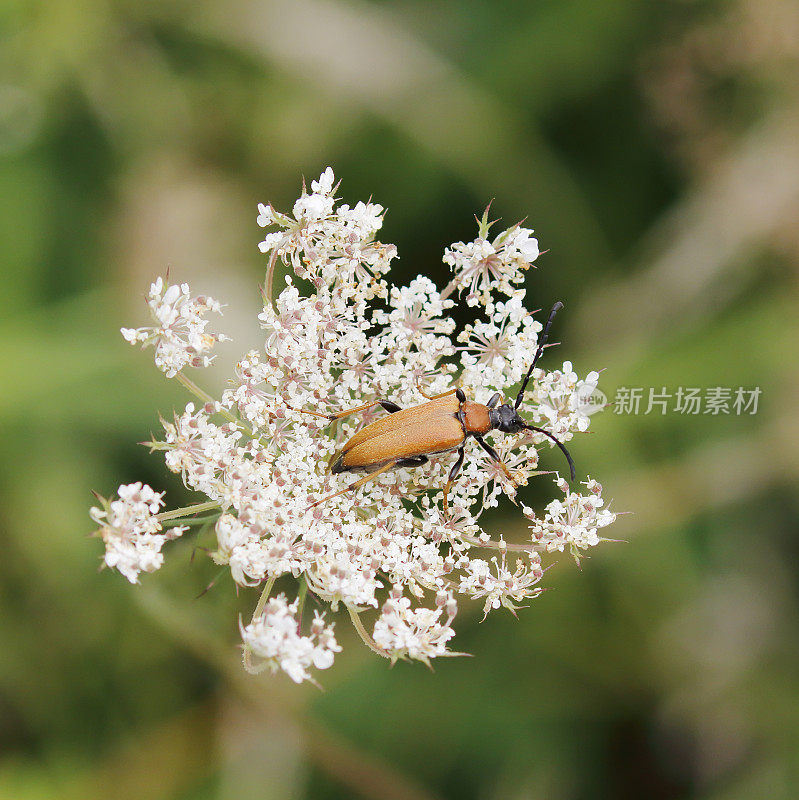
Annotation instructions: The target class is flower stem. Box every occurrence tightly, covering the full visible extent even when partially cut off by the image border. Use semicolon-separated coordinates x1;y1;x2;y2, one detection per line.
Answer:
439;277;460;302
461;534;543;554
172;514;222;527
346;605;389;659
264;232;293;308
264;243;281;308
157;500;221;523
296;575;309;633
252;576;276;620
242;576;276;673
175;372;215;405
175;371;259;439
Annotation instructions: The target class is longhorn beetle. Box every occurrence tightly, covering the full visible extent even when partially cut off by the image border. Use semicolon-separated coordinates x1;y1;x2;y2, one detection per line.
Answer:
304;302;575;513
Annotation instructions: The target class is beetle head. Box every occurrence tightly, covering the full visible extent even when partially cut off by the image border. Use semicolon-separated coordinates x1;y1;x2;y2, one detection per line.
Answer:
484;302;578;482
490;403;526;433
490;402;578;482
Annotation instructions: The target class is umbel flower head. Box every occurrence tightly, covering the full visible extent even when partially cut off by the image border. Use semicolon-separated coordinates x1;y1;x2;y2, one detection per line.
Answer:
92;169;616;684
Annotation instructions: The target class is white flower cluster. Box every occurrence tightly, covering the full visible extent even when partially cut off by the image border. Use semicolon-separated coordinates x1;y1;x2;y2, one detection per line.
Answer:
241;594;341;684
90;482;187;584
93;168;617;685
459;550;545;617
443;211;540;306
257;166;395;299
523;360;601;441
524;477;617;558
373;587;458;665
121;277;229;378
458;294;542;391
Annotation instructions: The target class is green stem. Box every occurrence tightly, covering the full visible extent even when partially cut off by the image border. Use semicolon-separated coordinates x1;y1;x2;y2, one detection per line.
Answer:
264;242;282;308
461;534;543;554
296;575;309;633
175;372;215;405
347;605;389;659
173;514;222;527
157;500;221;523
242;576;276;673
175;371;269;446
252;576;276;620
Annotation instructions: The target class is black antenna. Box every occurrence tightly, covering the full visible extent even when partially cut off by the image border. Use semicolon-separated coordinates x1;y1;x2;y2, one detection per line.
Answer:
515;301;564;409
522;423;576;481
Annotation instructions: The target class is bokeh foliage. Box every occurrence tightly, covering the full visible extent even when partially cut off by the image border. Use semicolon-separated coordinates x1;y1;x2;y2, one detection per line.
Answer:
1;0;798;798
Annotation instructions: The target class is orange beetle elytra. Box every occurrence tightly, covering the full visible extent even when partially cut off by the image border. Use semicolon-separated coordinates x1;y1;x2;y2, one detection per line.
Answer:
305;303;575;512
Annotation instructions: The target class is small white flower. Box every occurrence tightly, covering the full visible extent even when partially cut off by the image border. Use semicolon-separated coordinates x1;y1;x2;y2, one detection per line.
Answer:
256;167;393;300
90;483;186;583
338;201;384;237
373;588;458;664
256;203;275;227
121;278;229;378
520;361;601;441
459;551;544;617
444;221;539;307
311;166;335;195
458;293;542;391
293;192;335;222
241;594;341;683
524;477;616;557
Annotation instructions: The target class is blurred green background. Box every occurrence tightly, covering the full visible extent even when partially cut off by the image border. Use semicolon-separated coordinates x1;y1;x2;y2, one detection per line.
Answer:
2;0;798;798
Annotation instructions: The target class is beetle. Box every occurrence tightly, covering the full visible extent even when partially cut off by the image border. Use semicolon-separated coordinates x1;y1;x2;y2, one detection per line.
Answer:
305;302;575;512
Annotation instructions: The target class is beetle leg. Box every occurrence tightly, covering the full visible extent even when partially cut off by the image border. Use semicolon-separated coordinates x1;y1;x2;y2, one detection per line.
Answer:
295;408;331;419
395;455;429;468
308;461;396;509
416;383;459;401
300;398;402;422
472;434;514;483
442;446;466;518
487;392;502;409
328;399;402;420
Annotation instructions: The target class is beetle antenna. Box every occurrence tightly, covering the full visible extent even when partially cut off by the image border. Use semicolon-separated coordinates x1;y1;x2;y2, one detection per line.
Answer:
522;423;576;481
515;301;564;409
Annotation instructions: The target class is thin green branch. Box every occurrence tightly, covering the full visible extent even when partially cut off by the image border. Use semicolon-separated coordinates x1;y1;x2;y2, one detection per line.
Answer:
242;576;276;673
347;605;389;659
461;534;543;554
171;514;222;527
175;371;271;448
157;500;221;523
296;575;309;632
263;238;284;308
175;372;215;405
